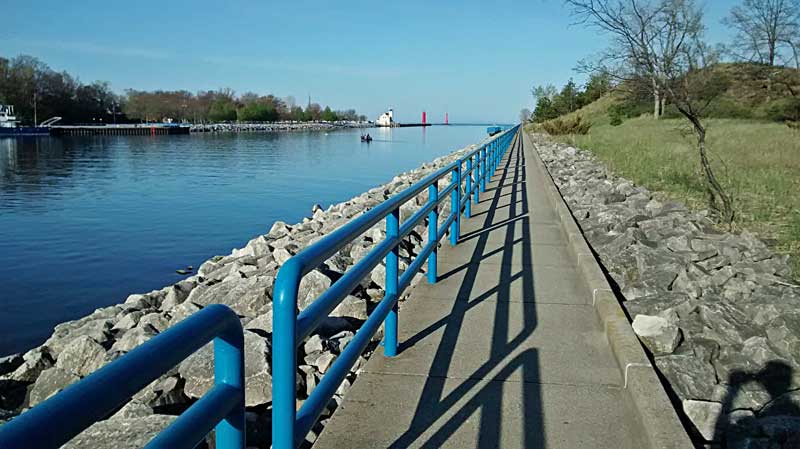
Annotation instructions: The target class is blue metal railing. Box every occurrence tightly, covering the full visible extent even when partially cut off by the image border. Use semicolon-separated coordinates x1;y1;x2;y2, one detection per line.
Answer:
0;125;518;449
0;304;245;449
272;125;519;448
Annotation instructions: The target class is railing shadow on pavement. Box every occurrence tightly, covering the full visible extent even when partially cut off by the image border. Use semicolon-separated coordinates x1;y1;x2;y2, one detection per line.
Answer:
387;133;547;448
272;126;520;449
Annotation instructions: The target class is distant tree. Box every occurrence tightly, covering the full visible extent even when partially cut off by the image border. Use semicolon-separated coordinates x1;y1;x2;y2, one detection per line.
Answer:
0;54;367;125
208;97;238;122
305;103;322;121
582;71;612;103
532;96;559;122
290;105;306;121
723;0;800;67
531;84;558;103
519;108;532;122
237;100;278;122
321;106;338;122
336;108;359;121
74;81;117;123
551;78;583;114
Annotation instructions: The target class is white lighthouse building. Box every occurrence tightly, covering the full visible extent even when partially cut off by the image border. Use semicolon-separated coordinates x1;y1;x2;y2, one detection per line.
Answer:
377;108;394;127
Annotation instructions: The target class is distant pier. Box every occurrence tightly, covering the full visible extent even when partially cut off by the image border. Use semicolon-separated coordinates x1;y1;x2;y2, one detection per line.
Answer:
397;123;432;127
50;125;190;136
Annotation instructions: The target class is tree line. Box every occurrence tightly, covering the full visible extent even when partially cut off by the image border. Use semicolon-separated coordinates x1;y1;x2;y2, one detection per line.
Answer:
528;73;612;123
524;0;800;225
123;89;367;124
0;54;367;125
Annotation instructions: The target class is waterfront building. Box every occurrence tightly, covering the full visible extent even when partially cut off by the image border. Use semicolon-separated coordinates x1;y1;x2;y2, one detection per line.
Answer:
377;108;394;127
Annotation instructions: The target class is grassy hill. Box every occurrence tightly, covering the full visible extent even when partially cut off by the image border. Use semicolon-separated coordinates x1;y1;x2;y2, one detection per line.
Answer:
526;64;800;277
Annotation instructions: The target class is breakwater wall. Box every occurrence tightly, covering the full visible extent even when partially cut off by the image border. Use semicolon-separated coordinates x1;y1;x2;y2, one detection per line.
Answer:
190;121;372;133
529;133;800;447
51;125;190;136
0;139;482;448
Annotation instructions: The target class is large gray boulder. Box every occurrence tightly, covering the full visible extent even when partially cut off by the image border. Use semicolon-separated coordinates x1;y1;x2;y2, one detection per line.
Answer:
62;415;175;449
44;318;112;356
330;295;368;321
632;314;681;355
187;275;273;317
109;325;158;354
133;373;188;410
56;335;107;377
298;270;333;310
7;347;53;382
683;399;724;442
178;330;272;407
29;367;79;406
0;354;23;377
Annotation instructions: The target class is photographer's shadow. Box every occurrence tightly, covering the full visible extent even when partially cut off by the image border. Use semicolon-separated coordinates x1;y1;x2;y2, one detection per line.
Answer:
714;360;800;447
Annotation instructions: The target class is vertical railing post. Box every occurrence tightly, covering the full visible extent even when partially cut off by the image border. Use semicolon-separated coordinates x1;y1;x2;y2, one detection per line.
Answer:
489;141;495;175
384;208;399;357
450;167;459;246
456;163;462;233
272;272;299;449
215;331;245;449
473;153;479;205
427;183;438;284
480;147;487;193
494;140;499;171
465;157;472;218
495;140;500;170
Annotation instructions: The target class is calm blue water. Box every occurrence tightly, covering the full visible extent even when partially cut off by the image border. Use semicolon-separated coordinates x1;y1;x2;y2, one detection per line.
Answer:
0;126;488;356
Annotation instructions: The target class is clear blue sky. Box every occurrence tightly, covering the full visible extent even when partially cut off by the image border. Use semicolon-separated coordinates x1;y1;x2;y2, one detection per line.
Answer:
5;0;736;123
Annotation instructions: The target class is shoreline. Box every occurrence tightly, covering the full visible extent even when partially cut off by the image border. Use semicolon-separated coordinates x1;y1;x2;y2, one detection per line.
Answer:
0;137;484;447
189;121;373;133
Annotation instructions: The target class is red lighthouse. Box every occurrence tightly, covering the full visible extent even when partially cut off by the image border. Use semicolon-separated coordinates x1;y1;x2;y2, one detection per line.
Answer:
445;112;449;125
422;111;426;125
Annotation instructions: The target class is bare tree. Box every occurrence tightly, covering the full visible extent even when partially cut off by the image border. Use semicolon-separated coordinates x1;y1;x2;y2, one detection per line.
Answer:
565;0;673;118
565;0;735;223
531;84;558;101
723;0;800;67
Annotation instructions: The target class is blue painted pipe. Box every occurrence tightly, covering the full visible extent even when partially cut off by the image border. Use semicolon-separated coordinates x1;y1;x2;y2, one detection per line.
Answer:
480;147;487;193
272;125;520;449
449;167;459;246
427;183;438;283
0;304;245;449
465;157;472;218
384;208;399;357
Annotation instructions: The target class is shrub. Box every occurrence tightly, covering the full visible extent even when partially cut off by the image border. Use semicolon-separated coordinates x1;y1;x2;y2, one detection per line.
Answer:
703;97;755;119
608;104;625;126
541;116;592;135
765;97;800;122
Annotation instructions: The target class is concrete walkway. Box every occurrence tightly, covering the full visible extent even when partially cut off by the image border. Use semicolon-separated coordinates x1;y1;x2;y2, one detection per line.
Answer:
313;131;640;449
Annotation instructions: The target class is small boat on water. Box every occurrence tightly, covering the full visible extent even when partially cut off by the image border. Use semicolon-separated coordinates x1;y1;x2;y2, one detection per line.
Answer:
0;105;51;137
360;134;373;142
0;104;50;137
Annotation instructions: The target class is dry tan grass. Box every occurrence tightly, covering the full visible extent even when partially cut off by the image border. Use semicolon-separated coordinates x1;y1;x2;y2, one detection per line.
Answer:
541;116;800;278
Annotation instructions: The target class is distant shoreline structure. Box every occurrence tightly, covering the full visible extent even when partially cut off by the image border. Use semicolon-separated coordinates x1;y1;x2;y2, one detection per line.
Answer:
189;121;372;133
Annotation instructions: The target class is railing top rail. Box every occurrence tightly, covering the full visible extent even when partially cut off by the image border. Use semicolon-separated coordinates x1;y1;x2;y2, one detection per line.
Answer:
273;125;517;294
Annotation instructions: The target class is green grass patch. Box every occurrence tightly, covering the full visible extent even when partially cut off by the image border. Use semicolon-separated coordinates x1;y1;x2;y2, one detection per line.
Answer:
549;117;800;278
